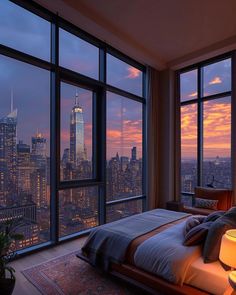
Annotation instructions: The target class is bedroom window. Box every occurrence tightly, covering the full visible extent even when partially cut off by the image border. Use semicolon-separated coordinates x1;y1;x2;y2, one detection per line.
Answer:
0;54;50;250
0;1;146;253
179;56;232;202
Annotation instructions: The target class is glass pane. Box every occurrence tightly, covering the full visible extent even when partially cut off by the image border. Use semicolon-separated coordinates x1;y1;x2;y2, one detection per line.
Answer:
106;92;142;201
0;54;50;249
107;54;142;96
59;28;99;79
60;83;93;181
203;97;231;188
106;199;143;223
180;69;197;102
0;0;50;61
203;59;231;96
59;186;98;237
181;104;197;193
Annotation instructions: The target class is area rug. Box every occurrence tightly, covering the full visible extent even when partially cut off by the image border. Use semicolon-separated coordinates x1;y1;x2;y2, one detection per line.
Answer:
22;251;147;295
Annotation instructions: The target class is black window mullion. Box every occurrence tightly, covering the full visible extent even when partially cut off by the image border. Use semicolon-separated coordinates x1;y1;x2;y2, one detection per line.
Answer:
99;46;106;83
197;67;203;187
50;19;60;244
98;89;107;225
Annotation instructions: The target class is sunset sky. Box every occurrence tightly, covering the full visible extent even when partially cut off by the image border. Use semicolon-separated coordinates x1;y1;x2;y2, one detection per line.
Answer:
0;0;143;160
0;1;231;162
181;59;231;160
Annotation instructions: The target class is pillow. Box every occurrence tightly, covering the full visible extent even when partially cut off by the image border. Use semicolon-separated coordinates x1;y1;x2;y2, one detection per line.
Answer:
184;221;213;246
195;197;218;210
205;210;225;222
203;207;236;263
183;215;206;236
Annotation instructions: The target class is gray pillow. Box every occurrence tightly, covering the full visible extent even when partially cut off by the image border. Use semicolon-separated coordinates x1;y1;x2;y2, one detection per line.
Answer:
195;197;218;210
205;210;225;222
203;207;236;263
183;215;206;236
184;221;212;246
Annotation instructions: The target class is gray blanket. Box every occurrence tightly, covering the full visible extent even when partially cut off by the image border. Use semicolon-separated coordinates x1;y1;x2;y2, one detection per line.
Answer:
82;209;190;270
134;221;201;285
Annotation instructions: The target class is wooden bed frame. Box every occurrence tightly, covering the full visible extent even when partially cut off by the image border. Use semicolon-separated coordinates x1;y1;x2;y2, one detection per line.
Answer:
77;251;210;295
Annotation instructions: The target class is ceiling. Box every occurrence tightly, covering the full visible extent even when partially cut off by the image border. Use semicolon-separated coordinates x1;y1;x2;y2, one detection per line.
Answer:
35;0;236;69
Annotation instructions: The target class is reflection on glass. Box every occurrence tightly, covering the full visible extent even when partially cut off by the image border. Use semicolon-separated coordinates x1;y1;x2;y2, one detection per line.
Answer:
203;59;231;96
0;0;50;61
181;104;197;193
59;187;98;237
0;54;50;249
107;54;142;96
203;97;231;188
60;83;93;181
59;28;99;79
180;69;197;102
106;92;142;202
106;200;142;223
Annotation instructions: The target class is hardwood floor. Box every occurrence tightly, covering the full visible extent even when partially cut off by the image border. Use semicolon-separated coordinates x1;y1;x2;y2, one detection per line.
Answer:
10;237;86;295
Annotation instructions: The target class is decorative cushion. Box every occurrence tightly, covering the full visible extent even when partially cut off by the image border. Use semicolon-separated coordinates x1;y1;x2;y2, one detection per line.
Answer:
183;215;206;236
205;210;225;222
194;187;233;211
203;207;236;263
184;221;213;246
195;197;218;210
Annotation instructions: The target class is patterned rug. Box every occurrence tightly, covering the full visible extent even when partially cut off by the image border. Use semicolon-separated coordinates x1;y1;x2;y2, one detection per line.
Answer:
22;251;147;295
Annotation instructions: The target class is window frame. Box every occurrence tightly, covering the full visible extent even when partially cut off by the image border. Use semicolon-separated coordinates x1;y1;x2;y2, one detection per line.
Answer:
178;52;233;196
0;0;147;253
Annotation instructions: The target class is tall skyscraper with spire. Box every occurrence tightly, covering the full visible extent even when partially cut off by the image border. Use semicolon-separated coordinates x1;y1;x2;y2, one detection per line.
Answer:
0;93;17;205
70;90;85;164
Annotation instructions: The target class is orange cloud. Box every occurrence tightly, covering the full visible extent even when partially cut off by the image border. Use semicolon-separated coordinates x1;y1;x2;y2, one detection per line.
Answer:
181;100;231;159
188;91;197;98
209;76;222;85
126;66;141;79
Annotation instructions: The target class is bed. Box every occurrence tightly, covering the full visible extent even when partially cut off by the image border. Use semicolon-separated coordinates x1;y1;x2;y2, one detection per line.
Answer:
77;208;230;295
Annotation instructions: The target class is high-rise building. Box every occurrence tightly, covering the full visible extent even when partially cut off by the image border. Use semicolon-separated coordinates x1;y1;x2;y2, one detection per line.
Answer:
17;140;31;194
32;132;46;157
31;133;47;208
70;91;85;164
0;107;17;205
30;167;47;208
131;146;137;161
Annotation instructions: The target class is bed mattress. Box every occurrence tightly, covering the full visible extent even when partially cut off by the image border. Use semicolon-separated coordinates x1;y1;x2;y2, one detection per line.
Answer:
184;256;229;295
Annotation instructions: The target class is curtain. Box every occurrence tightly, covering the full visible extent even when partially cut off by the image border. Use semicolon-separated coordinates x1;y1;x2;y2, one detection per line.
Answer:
147;67;160;209
147;67;180;210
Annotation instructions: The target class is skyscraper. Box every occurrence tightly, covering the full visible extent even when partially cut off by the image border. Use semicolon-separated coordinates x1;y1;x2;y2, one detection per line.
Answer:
17;140;31;194
131;147;137;161
70;91;85;164
32;132;46;157
0;106;17;205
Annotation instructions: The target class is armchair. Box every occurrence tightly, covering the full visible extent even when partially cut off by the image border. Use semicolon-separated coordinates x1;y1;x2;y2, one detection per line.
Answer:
183;186;233;215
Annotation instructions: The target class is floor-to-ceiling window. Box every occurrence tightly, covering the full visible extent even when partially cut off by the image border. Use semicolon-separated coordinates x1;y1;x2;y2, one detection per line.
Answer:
0;0;146;252
179;56;232;205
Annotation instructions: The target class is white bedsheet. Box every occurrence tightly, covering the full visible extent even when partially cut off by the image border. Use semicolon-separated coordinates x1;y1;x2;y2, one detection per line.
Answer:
184;256;230;295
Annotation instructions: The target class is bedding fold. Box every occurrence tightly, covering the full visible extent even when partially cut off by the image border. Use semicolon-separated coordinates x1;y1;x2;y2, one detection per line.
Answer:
134;221;201;285
82;209;190;270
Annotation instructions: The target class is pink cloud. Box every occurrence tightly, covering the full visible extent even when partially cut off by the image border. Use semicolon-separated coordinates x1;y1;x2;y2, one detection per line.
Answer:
126;66;141;79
